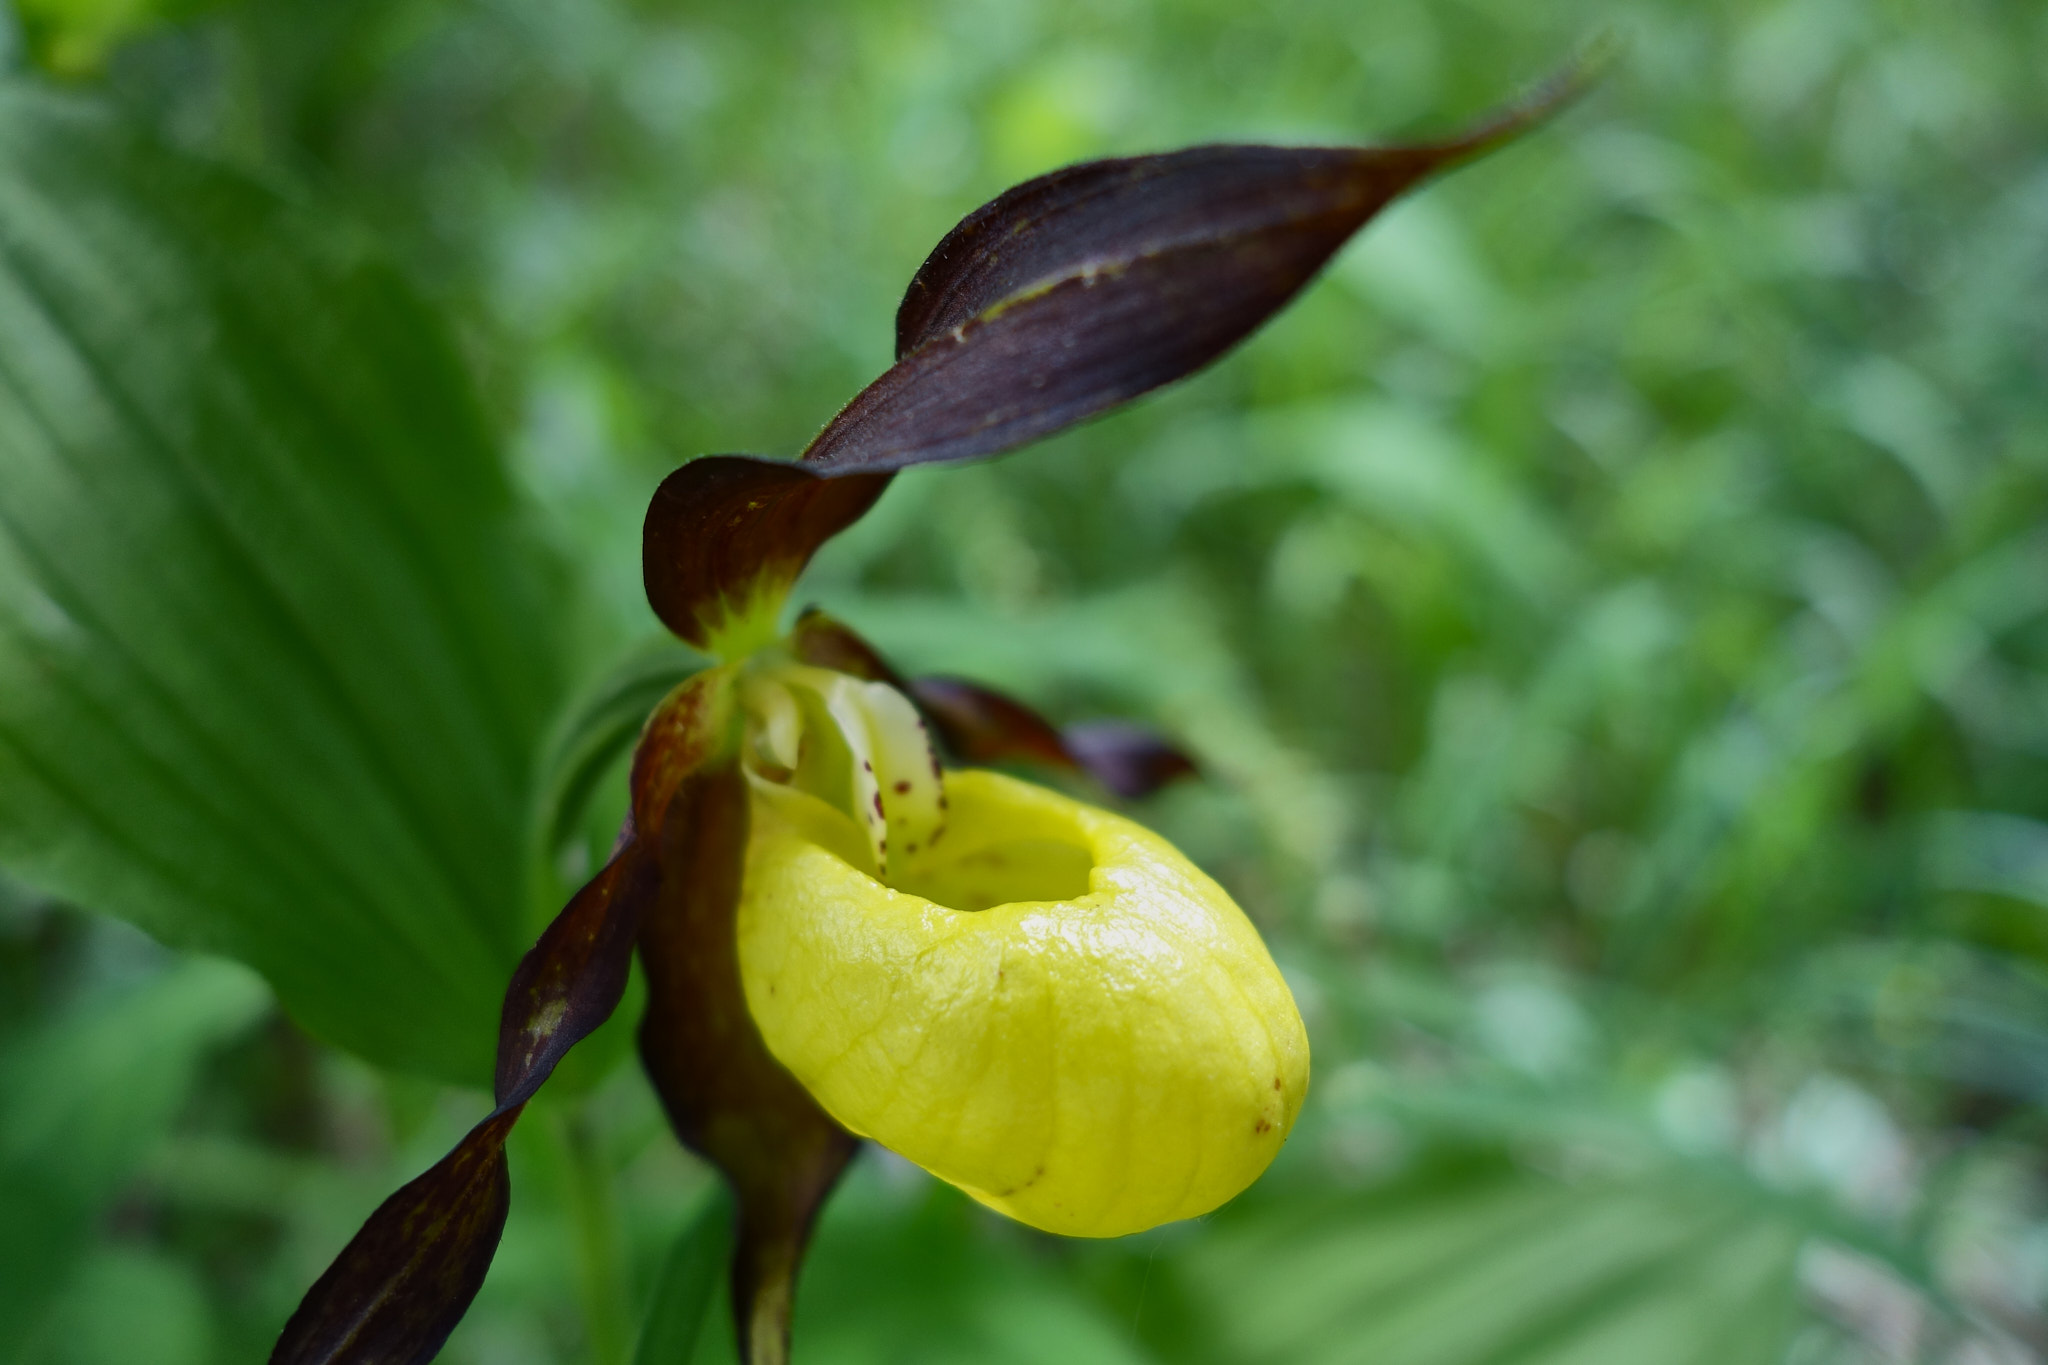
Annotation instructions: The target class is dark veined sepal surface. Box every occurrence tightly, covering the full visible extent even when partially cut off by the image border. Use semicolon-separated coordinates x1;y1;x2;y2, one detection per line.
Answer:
801;68;1591;475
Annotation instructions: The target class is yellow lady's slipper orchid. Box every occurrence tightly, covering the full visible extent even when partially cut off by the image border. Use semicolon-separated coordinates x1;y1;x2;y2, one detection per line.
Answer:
270;72;1574;1363
733;669;1309;1238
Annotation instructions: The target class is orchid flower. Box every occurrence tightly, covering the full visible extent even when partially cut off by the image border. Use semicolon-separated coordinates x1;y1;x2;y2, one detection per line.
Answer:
270;66;1585;1365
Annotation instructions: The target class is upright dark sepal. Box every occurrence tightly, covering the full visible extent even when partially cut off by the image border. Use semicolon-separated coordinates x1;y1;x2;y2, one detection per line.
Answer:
802;72;1585;475
270;837;658;1365
643;457;892;654
636;760;857;1365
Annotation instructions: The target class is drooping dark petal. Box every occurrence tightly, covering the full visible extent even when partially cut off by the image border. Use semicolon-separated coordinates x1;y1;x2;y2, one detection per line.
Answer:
911;676;1196;799
637;759;858;1365
270;1106;522;1365
802;72;1585;475
1061;720;1200;800
642;456;892;652
273;675;738;1364
272;834;659;1365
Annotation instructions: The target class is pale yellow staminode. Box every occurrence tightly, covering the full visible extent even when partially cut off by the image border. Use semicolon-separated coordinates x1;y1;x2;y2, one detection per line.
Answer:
736;766;1309;1238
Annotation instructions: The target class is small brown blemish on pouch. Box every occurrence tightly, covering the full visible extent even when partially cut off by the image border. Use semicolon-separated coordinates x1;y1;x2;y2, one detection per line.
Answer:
997;1164;1046;1197
905;842;919;854
1273;1077;1283;1091
893;779;912;794
1253;1118;1273;1135
872;792;885;817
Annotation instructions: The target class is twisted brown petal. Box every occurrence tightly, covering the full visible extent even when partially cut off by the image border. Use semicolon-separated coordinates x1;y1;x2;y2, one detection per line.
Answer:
272;672;736;1365
1060;720;1200;800
906;675;1074;771
911;676;1196;799
269;1106;524;1365
270;837;657;1365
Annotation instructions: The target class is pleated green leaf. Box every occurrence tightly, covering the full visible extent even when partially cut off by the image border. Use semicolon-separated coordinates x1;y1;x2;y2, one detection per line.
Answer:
0;86;568;1085
1153;1160;1805;1365
633;1190;734;1365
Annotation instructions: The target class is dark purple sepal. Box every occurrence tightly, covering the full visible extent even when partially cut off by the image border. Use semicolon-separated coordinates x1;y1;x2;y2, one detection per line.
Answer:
801;73;1586;475
636;759;857;1365
642;457;891;651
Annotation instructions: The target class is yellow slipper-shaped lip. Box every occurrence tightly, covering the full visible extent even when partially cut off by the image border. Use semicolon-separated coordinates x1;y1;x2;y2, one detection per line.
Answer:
737;766;1309;1238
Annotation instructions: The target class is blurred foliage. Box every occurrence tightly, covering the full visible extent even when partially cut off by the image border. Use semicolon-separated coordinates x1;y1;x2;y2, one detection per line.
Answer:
0;86;568;1084
0;0;2045;1361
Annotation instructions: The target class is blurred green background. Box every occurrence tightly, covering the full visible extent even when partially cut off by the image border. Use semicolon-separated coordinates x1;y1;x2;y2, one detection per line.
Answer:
2;0;2046;1361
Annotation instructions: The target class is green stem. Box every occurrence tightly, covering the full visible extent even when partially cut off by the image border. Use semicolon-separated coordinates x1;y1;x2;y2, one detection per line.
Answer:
552;1105;631;1365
